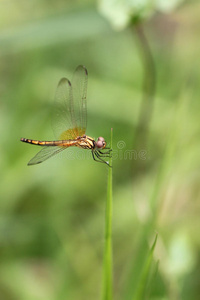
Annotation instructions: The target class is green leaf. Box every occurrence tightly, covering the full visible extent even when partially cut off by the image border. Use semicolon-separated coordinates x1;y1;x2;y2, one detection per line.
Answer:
132;234;158;300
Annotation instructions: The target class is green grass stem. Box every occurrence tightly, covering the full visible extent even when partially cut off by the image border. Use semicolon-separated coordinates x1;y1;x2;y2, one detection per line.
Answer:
132;234;158;300
102;128;113;300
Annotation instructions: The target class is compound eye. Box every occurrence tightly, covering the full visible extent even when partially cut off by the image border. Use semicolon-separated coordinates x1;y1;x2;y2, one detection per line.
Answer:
98;137;105;142
96;140;104;149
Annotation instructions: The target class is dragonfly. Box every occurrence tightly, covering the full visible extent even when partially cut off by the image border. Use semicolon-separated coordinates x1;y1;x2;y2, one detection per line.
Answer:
20;65;111;166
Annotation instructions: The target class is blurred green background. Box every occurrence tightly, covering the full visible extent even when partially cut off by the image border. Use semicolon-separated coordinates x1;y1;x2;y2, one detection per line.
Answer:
0;1;200;299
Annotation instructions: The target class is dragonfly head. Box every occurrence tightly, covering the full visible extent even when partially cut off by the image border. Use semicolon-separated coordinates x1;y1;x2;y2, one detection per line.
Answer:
96;137;106;150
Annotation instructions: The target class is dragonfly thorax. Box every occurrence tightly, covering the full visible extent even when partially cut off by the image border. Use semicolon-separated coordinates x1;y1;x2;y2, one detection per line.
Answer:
76;135;106;150
75;135;95;150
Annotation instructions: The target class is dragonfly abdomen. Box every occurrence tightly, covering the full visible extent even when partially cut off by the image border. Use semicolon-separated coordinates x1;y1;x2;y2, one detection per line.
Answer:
20;138;77;147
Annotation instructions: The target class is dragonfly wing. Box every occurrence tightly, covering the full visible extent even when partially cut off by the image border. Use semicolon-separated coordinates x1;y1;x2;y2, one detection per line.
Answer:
27;146;66;165
52;77;75;140
71;65;88;136
52;66;88;140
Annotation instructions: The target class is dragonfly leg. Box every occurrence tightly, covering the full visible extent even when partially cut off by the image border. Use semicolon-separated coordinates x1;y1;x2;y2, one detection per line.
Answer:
98;149;112;156
94;150;111;167
92;151;110;166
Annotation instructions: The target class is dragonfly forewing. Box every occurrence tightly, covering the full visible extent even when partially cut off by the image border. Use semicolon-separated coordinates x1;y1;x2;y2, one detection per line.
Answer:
52;77;74;140
52;65;88;141
71;65;88;135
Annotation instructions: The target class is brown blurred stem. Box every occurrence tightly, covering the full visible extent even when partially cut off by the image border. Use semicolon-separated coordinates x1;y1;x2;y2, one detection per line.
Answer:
131;22;156;170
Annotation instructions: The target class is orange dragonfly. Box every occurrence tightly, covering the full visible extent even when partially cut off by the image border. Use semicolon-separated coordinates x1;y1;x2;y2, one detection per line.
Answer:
21;65;111;166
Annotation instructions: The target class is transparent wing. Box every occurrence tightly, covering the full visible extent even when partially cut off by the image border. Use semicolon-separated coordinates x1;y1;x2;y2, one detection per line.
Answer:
52;78;74;140
27;146;66;165
52;66;88;140
71;65;88;135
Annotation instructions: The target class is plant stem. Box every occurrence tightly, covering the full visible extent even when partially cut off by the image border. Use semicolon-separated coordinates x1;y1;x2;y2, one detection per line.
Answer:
102;128;113;300
131;22;156;172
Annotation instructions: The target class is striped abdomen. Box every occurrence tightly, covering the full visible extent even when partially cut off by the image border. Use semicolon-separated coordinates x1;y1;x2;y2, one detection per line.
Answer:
20;138;77;147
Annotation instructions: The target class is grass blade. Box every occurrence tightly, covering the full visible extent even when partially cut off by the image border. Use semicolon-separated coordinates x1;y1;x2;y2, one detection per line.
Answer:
102;128;113;300
132;234;158;300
